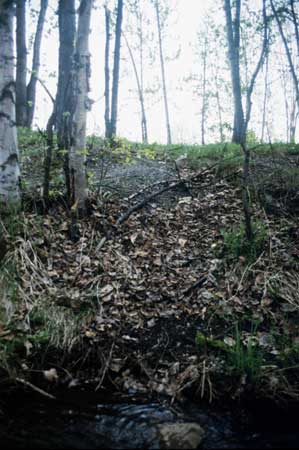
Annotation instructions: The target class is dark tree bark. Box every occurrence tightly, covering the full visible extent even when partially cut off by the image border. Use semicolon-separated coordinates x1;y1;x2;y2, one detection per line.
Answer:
55;0;76;142
109;0;124;138
224;0;268;241
16;0;28;127
43;0;76;205
26;0;48;128
104;4;111;138
69;0;93;216
155;1;172;145
224;0;268;137
43;111;55;205
224;0;244;144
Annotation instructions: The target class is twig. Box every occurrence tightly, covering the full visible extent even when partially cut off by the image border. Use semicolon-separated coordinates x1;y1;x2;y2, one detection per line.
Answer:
116;180;186;226
15;377;56;400
128;178;178;201
26;68;55;104
95;342;115;391
182;274;208;296
109;167;241;234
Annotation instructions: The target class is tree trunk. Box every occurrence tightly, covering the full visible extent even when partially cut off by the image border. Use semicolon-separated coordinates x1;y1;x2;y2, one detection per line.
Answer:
290;92;297;144
201;36;208;146
290;0;299;63
224;0;245;144
55;0;76;141
215;85;224;143
69;0;93;216
155;1;172;145
0;0;20;205
123;32;148;144
261;52;269;143
241;142;253;242
224;0;252;242
43;112;55;205
212;64;225;143
270;0;299;113
104;4;111;138
138;5;148;143
26;0;48;128
109;0;123;138
54;0;76;200
16;0;28;127
244;0;268;134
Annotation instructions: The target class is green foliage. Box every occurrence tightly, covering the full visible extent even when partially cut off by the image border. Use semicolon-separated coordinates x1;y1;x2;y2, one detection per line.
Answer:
221;220;267;262
0;261;18;324
227;324;263;383
196;323;263;384
0;202;23;238
17;127;44;155
246;129;260;146
195;332;227;352
29;303;87;350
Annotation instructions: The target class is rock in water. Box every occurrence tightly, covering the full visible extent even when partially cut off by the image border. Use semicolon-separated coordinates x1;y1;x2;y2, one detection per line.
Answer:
156;422;204;449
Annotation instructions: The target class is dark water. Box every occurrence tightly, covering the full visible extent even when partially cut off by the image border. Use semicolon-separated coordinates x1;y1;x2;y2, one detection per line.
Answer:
1;389;299;449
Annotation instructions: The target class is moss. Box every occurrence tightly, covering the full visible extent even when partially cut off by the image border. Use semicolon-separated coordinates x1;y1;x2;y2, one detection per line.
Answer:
195;332;227;353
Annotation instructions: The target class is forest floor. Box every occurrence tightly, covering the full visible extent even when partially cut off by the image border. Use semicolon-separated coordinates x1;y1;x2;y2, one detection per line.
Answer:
1;135;299;408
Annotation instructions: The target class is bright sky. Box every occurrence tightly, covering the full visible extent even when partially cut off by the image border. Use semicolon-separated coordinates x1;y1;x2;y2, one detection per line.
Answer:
30;0;292;144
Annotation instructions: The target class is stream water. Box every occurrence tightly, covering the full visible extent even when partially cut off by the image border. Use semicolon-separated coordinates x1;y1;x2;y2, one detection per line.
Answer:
1;389;299;449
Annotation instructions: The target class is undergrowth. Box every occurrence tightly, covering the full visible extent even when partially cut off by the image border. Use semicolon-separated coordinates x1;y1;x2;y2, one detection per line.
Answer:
221;220;268;263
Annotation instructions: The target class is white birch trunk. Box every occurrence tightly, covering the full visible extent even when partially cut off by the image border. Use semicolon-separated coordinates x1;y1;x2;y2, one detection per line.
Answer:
69;0;93;215
0;1;20;205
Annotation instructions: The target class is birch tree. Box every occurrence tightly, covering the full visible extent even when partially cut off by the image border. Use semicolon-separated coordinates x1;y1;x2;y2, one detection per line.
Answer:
0;0;20;205
69;0;93;215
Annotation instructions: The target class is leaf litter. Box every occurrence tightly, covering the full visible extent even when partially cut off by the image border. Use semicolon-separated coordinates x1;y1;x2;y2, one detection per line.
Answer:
2;162;299;403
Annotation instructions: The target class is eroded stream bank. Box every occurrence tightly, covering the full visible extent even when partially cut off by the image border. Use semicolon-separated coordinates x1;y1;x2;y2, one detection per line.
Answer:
1;388;299;449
